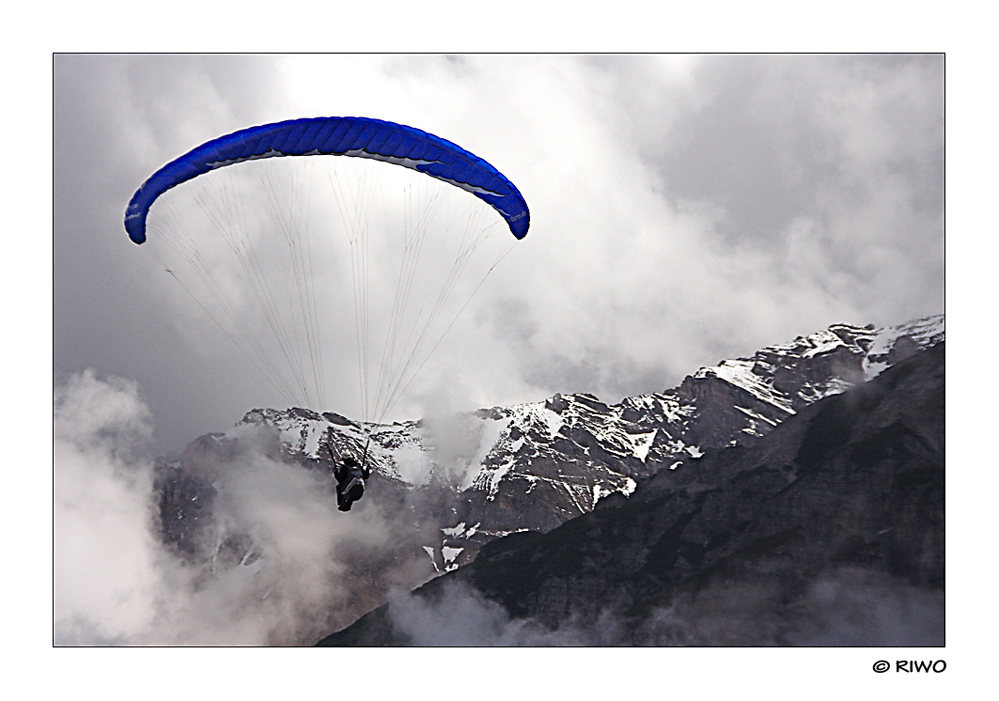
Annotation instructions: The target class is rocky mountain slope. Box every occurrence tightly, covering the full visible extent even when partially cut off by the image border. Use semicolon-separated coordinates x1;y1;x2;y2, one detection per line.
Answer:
153;314;943;638
318;340;945;646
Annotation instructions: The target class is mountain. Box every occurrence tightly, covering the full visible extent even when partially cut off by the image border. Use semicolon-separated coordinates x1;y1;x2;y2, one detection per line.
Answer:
152;314;943;640
318;340;945;646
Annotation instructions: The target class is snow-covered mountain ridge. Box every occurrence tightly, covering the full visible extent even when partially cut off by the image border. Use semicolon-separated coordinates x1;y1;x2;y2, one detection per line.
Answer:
320;338;946;646
151;314;942;637
210;314;943;572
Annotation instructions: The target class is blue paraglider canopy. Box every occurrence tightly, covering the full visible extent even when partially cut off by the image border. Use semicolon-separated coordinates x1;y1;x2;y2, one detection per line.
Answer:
122;117;530;422
125;117;530;244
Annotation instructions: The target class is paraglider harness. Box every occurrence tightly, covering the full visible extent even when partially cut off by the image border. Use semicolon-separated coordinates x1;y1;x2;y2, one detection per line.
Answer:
329;441;371;512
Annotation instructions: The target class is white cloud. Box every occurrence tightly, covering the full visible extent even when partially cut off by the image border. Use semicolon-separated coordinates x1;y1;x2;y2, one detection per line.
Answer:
53;370;433;645
54;370;163;643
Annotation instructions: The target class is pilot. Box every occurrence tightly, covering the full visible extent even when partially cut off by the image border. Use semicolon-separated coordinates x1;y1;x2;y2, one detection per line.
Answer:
331;451;370;512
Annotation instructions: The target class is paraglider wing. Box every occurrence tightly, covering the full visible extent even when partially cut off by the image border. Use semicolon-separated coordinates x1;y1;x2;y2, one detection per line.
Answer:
124;117;530;244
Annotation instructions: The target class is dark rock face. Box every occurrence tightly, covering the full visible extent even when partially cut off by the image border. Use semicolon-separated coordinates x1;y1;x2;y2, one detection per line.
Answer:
319;343;944;646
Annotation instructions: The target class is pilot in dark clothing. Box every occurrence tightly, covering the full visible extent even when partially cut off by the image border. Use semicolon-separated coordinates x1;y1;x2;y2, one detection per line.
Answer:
333;454;370;512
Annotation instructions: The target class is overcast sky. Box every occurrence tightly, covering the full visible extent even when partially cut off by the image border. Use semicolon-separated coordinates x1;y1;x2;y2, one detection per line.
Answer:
54;54;943;454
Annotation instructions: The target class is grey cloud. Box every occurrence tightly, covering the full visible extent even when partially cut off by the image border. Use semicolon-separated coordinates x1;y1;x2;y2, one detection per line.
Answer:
54;54;944;455
54;369;438;645
55;56;295;452
652;55;943;247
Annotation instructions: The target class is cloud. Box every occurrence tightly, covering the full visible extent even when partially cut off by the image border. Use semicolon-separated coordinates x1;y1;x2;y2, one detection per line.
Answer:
54;370;162;644
383;567;943;647
55;55;944;456
53;370;436;645
781;567;945;646
385;580;601;646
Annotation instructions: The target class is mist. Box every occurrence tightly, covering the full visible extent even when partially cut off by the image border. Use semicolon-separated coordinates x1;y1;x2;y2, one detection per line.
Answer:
53;369;435;645
382;571;944;646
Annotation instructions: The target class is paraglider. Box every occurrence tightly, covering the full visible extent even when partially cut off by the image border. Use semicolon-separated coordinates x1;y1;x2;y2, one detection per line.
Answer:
125;117;530;245
329;447;370;512
124;117;530;500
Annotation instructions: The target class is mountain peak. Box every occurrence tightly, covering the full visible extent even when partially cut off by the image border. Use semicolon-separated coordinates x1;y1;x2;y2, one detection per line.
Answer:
154;314;944;640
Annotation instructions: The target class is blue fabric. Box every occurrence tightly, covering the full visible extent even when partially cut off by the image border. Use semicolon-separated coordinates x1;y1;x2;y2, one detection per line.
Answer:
124;117;530;243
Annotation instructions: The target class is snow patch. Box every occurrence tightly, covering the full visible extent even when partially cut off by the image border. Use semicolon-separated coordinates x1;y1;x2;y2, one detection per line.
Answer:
509;400;565;438
540;407;564;437
422;546;439;573
440;522;482;539
442;546;463;569
593;483;613;504
704;360;795;414
629;429;657;462
482;458;515;501
592;475;637;505
442;522;466;538
800;329;848;358
863;315;944;380
734;405;779;428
